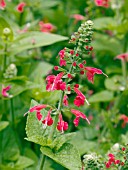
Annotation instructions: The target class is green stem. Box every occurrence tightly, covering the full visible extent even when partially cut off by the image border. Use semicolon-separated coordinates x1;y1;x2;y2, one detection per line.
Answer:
39;154;46;170
10;98;15;129
48;91;64;140
3;39;7;73
121;60;127;87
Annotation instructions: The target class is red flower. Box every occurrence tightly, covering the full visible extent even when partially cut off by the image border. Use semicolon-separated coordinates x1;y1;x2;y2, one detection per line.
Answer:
42;109;53;128
16;2;26;13
46;72;66;91
2;85;11;97
85;66;106;84
0;0;6;9
24;104;47;116
63;95;68;106
115;53;128;62
36;111;43;121
95;0;109;8
60;58;66;66
79;63;84;68
74;87;89;107
57;114;68;133
120;114;128;128
39;21;55;33
54;66;59;70
74;84;79;88
71;109;90;126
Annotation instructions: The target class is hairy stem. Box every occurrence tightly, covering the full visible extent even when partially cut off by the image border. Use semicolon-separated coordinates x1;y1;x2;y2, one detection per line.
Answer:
121;60;127;87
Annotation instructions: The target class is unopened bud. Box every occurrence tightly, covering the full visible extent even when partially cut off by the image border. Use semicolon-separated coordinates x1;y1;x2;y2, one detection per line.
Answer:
3;27;11;36
86;20;93;26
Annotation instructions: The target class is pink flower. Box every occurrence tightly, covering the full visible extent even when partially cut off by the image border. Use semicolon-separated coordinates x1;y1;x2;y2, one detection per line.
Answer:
115;53;128;62
95;0;109;8
84;66;106;84
24;104;47;116
120;114;128;128
0;0;6;9
74;87;89;107
57;114;68;133
46;72;66;91
39;21;55;33
60;58;66;66
42;109;53;128
71;109;90;126
58;49;67;66
36;111;43;121
2;85;11;97
71;14;84;21
16;2;26;13
63;95;68;106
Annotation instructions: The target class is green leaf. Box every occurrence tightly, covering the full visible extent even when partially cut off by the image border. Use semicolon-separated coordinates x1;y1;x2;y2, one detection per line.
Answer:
14;156;34;169
52;133;76;151
93;17;117;30
105;75;125;91
9;32;68;55
25;100;50;147
92;33;122;54
41;143;82;170
0;127;20;161
0;16;13;40
89;90;114;103
70;131;97;155
0;121;9;132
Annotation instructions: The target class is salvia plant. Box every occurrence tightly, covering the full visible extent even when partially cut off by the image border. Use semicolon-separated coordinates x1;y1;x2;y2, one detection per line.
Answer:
24;20;108;169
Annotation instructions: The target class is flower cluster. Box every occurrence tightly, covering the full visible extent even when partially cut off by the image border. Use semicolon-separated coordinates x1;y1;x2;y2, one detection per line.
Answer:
25;20;106;134
83;153;104;170
105;153;120;168
3;63;17;79
94;0;110;8
105;145;128;169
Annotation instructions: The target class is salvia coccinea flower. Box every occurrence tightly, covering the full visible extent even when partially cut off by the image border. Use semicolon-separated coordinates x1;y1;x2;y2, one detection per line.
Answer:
57;114;68;133
0;0;6;9
16;2;26;13
95;0;109;8
71;109;90;126
42;109;53;128
39;21;55;33
84;66;107;84
120;114;128;128
46;72;66;91
63;95;68;106
24;104;47;116
2;85;11;97
115;53;128;62
74;87;90;107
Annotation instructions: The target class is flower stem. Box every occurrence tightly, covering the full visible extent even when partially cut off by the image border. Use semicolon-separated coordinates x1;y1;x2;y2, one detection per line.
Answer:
10;98;15;129
3;39;8;74
121;60;127;87
39;154;46;170
48;91;64;140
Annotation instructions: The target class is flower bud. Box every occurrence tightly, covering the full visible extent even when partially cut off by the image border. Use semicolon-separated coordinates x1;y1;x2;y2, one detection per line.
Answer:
86;20;93;26
3;27;11;36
